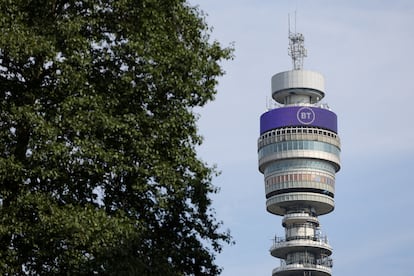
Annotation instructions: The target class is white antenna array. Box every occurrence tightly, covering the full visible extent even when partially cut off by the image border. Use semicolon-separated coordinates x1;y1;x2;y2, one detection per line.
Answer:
288;12;307;70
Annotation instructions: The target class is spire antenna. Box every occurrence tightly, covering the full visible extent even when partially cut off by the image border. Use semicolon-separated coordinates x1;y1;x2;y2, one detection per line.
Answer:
288;12;307;70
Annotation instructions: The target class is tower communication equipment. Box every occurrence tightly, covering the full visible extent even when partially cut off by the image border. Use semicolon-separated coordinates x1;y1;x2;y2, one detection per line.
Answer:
288;13;307;70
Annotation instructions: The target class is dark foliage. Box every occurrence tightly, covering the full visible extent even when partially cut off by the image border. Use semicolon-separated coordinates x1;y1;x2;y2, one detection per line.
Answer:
0;0;233;274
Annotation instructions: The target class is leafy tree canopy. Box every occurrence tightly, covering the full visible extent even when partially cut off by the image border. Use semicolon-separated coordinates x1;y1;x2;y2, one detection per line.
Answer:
0;0;233;275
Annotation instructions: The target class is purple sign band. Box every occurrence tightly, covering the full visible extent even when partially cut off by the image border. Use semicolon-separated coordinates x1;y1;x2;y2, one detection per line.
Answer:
260;106;338;134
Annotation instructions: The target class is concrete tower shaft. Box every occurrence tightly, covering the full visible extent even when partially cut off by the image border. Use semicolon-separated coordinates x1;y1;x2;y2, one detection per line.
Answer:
258;30;340;276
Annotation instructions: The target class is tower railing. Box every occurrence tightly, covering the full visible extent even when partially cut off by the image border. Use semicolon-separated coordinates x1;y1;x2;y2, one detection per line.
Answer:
267;101;331;111
280;257;333;268
273;235;329;244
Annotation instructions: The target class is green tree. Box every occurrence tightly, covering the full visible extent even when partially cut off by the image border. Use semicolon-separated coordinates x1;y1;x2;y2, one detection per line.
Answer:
0;0;233;275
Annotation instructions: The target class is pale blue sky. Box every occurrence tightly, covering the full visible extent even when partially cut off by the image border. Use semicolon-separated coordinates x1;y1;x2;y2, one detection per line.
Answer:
189;1;414;275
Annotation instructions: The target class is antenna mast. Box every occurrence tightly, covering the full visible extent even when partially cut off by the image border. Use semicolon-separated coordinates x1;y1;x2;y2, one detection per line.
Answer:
288;13;307;70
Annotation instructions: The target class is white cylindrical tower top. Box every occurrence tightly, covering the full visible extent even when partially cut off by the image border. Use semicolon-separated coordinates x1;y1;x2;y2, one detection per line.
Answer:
271;70;325;105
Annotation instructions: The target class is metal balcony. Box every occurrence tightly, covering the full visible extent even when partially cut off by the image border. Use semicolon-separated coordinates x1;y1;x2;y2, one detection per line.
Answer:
270;235;332;258
272;262;332;276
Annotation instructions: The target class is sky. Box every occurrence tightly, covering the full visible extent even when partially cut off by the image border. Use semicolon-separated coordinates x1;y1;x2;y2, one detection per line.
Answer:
188;1;414;275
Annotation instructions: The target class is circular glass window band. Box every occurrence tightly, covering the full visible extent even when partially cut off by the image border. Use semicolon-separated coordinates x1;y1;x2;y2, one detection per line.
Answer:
258;140;340;159
266;193;335;216
265;172;335;187
264;159;336;176
266;188;334;200
258;126;341;150
259;150;341;173
259;126;339;140
265;182;335;198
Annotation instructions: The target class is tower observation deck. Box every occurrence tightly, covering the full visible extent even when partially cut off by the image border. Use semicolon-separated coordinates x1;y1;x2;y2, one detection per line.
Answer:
258;26;341;276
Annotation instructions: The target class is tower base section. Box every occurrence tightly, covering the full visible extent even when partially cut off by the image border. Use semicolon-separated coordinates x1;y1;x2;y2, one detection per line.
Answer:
272;264;332;276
